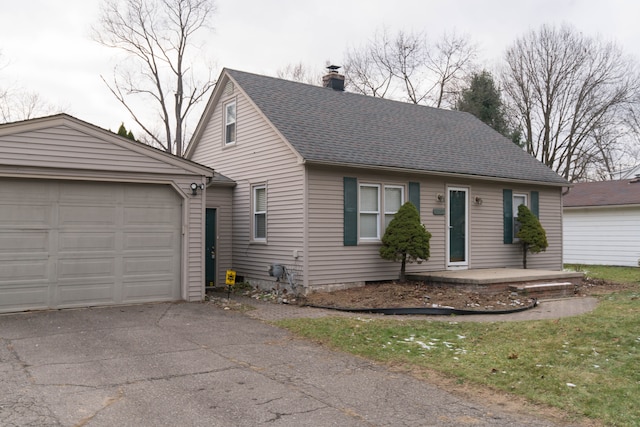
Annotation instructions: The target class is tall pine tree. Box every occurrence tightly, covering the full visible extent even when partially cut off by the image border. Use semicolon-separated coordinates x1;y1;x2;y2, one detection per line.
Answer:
117;123;136;141
456;71;521;145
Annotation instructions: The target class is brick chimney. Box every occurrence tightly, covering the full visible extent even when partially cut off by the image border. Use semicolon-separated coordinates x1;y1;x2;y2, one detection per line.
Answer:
322;65;345;91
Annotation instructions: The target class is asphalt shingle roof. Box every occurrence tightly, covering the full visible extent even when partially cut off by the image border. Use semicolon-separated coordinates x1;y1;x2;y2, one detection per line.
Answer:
226;69;567;185
563;179;640;207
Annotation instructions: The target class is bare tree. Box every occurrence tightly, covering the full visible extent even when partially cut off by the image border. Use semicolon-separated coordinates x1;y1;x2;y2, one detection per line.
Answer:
383;30;429;104
343;29;394;98
620;99;640;175
1;52;62;123
580;112;640;181
426;31;478;108
0;51;12;122
276;62;323;85
0;90;61;123
93;0;216;156
501;24;640;181
343;28;477;108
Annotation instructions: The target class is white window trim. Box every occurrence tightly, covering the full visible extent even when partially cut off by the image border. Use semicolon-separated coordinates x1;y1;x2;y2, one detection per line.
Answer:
446;186;469;268
358;183;406;242
384;185;405;214
252;184;266;242
224;99;236;146
513;193;528;241
359;183;380;241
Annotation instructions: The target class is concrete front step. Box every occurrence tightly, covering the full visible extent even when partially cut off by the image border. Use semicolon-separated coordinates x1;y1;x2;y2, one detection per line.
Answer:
509;282;577;299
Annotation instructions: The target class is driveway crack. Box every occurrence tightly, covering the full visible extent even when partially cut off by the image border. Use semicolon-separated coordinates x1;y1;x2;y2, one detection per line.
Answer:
72;388;124;427
2;338;33;380
154;303;174;325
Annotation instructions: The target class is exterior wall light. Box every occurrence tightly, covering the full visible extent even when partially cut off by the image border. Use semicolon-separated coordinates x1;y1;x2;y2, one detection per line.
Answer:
190;182;205;195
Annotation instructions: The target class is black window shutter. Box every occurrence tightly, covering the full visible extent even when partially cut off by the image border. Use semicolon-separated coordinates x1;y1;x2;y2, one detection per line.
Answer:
344;177;358;246
503;189;513;244
531;191;539;218
408;182;420;211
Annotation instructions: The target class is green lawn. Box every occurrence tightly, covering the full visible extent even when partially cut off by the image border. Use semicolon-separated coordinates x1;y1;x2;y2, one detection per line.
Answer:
565;264;640;286
276;265;640;426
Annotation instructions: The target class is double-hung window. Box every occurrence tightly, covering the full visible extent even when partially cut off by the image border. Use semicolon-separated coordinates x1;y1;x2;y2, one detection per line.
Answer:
359;184;380;240
345;178;417;246
253;184;266;241
503;189;540;244
359;184;405;240
384;186;404;228
224;101;236;145
513;193;528;239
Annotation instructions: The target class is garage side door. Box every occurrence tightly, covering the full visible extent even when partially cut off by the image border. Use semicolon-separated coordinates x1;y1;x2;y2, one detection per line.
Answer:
0;180;182;313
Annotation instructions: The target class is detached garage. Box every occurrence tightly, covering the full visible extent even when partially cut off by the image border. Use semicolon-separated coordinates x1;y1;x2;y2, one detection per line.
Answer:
0;114;213;313
563;178;640;267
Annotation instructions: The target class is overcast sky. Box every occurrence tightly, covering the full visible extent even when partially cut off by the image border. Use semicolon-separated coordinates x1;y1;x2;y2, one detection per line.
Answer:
1;0;640;136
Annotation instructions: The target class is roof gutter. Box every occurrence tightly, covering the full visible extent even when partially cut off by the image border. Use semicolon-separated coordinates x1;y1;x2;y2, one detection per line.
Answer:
564;203;640;210
301;159;570;187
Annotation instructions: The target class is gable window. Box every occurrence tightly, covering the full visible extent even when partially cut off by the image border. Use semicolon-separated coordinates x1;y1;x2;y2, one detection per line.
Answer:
253;184;266;241
224;100;236;145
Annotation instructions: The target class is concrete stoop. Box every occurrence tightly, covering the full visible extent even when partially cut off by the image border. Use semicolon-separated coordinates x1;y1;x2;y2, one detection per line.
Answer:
408;269;584;300
509;282;577;300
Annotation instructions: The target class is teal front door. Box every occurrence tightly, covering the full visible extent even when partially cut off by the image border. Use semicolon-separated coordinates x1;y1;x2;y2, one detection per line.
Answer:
205;208;216;287
448;188;468;266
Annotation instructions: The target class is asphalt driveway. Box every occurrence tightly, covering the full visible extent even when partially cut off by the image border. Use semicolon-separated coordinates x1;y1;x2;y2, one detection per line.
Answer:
1;301;569;426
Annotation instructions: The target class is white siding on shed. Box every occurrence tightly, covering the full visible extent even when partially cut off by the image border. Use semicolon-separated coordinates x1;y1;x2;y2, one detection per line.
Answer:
563;206;640;267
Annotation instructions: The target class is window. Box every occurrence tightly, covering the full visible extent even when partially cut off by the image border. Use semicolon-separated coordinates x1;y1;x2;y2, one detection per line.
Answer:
503;189;539;244
513;193;528;239
359;184;379;239
225;101;236;145
358;184;405;241
384;186;404;228
253;185;266;241
345;179;418;246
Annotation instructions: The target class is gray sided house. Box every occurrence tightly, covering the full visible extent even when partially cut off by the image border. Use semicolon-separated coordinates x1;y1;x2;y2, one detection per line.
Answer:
563;178;640;267
187;68;568;293
0;114;214;313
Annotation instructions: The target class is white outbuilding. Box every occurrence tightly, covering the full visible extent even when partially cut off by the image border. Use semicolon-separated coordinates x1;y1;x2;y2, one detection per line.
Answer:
563;178;640;267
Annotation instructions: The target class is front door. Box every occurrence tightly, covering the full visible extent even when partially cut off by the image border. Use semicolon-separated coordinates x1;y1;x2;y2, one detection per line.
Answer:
448;187;468;268
205;208;216;287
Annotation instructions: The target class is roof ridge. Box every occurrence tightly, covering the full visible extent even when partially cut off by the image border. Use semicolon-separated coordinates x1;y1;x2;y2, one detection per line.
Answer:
225;68;471;117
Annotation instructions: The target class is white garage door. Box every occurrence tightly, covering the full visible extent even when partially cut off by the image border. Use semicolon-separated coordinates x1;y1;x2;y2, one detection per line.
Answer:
0;179;182;313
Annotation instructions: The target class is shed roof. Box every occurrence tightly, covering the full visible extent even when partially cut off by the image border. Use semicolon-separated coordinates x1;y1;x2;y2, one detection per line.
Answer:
223;69;567;185
563;179;640;207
